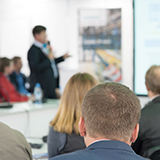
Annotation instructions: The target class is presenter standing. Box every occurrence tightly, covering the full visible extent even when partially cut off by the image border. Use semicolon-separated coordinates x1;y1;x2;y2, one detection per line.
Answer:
28;25;69;99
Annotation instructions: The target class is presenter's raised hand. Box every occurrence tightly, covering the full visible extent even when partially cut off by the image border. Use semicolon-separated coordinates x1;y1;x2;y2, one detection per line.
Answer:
63;53;71;59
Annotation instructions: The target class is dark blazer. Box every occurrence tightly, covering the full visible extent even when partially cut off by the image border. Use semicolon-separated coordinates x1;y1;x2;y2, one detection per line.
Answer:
132;96;160;158
9;72;27;92
28;45;64;99
47;127;85;159
50;140;145;160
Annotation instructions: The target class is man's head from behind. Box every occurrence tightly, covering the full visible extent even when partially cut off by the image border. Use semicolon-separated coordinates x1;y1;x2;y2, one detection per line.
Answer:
79;82;141;146
32;25;47;44
145;65;160;97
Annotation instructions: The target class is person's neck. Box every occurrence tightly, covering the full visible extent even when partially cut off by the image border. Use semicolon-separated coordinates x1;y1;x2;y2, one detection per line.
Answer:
14;70;20;74
84;135;130;147
35;39;43;44
148;91;158;99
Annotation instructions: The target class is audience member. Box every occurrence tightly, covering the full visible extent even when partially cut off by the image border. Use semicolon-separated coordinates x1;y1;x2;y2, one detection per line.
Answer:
0;57;29;102
50;82;145;160
28;25;69;99
9;56;28;95
47;73;97;159
0;121;32;160
132;65;160;159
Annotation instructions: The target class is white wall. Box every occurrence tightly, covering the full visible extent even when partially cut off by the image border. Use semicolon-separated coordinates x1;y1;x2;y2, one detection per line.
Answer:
0;0;134;90
0;0;69;76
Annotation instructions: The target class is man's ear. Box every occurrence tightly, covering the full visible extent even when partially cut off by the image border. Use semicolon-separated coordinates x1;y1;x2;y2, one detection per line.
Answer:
130;123;139;143
79;116;86;137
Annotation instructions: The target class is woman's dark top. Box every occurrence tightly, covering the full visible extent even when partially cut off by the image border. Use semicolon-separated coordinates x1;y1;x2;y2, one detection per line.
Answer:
47;126;86;159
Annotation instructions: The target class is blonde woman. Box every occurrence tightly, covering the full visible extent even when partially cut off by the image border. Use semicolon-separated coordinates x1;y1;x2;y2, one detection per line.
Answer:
47;73;97;159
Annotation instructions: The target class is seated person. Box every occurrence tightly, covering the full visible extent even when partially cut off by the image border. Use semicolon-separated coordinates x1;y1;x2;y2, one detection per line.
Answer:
47;73;97;159
50;82;145;160
132;65;160;159
9;56;28;95
0;121;32;160
0;57;29;102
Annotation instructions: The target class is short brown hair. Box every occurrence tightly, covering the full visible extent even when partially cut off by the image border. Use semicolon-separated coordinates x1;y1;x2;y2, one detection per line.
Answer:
12;56;21;64
50;73;98;135
32;25;46;36
0;57;11;73
82;82;141;142
145;65;160;94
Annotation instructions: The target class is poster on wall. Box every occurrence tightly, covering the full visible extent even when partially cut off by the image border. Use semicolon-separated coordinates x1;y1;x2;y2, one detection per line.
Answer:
78;9;122;82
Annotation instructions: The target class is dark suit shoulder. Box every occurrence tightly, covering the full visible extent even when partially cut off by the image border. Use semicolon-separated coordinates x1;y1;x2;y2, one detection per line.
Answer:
51;149;144;160
50;142;145;160
139;97;160;135
141;97;160;116
28;44;41;54
143;96;160;109
50;149;87;160
140;103;156;124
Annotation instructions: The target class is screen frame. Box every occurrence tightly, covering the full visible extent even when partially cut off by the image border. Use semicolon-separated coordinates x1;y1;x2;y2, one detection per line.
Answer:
133;0;147;97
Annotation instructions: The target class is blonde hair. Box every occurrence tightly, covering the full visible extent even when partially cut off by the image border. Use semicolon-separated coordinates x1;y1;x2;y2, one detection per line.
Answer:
50;73;97;135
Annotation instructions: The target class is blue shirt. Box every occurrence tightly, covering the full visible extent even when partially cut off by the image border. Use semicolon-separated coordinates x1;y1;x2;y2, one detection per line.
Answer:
15;72;28;95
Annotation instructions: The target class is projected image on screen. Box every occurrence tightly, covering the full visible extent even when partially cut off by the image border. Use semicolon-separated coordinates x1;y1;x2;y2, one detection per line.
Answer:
134;0;160;95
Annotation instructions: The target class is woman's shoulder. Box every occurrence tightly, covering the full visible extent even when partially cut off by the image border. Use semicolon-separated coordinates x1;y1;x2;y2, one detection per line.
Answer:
0;73;5;80
0;74;12;86
48;126;67;151
48;126;66;139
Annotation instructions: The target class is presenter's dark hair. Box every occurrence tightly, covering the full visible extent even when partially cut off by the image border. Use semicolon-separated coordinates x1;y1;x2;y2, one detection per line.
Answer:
0;57;11;73
81;82;141;142
32;25;46;36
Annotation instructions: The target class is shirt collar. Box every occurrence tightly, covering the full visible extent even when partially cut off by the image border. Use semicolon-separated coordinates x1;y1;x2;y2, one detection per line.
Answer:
14;71;21;76
89;139;110;146
86;140;133;153
34;40;43;48
150;94;160;101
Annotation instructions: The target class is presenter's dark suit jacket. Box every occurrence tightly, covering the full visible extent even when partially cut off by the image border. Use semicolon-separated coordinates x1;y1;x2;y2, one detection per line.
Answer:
28;44;64;99
132;96;160;158
50;140;145;160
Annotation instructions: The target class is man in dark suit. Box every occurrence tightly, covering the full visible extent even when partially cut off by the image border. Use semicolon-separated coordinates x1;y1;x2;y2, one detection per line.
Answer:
50;82;145;160
132;65;160;159
28;25;69;99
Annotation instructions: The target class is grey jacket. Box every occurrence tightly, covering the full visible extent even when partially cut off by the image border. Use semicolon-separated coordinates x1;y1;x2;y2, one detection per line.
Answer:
0;122;32;160
47;126;85;159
